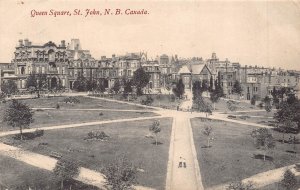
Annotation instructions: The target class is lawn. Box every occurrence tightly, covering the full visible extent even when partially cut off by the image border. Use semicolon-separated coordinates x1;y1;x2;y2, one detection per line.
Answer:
205;97;257;113
91;94;183;110
0;108;158;131
0;96;150;110
1;118;173;190
0;154;97;190
226;111;276;125
191;118;300;189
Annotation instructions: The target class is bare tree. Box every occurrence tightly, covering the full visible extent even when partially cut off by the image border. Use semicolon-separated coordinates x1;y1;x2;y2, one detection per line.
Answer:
202;126;213;148
149;120;161;145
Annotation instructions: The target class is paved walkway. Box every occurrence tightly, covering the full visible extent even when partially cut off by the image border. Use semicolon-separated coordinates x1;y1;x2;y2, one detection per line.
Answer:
166;112;204;190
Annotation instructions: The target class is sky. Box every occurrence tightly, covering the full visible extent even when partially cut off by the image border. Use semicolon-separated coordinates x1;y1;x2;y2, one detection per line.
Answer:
0;0;300;70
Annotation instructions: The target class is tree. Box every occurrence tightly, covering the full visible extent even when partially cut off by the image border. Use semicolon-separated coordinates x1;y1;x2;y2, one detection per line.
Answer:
274;99;300;132
3;100;34;140
251;128;275;161
209;76;214;92
53;159;79;190
210;89;221;110
26;73;48;97
276;120;298;143
195;96;212;117
201;79;209;92
112;79;121;94
86;79;97;91
192;81;202;100
103;155;137;190
132;68;150;96
173;79;185;98
263;96;272;112
96;79;106;93
149;120;161;145
0;91;6;102
123;79;133;98
232;80;243;98
73;75;87;92
202;126;213;147
1;80;18;95
250;95;257;106
281;169;298;190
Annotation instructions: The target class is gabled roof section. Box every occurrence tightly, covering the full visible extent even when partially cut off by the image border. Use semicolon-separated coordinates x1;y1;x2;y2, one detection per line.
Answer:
178;65;191;74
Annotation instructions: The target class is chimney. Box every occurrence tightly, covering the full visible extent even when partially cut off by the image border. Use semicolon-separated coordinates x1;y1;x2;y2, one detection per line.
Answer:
61;40;66;47
28;41;32;46
112;54;115;58
24;39;29;46
18;39;23;47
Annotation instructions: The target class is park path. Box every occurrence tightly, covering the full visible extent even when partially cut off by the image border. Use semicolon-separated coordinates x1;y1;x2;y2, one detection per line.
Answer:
0;142;153;190
165;112;204;189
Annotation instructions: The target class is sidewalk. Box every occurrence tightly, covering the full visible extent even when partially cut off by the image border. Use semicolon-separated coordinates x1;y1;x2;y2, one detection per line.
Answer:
166;112;204;190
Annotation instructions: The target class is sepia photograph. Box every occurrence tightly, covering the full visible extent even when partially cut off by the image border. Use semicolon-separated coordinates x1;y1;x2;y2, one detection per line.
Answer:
0;0;299;189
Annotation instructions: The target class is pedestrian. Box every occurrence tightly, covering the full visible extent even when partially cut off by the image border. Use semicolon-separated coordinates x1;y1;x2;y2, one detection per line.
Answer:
178;157;183;168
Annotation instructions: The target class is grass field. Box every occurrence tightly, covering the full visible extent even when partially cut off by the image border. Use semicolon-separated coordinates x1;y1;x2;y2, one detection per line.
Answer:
0;96;149;110
1;118;173;190
191;118;300;189
0;108;158;131
92;94;183;110
204;97;257;113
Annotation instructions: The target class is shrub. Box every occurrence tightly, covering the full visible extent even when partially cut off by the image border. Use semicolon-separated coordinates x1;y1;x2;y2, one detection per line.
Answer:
99;112;103;116
227;100;238;111
64;97;80;104
103;155;137;190
281;169;298;190
13;129;44;140
85;131;109;141
56;103;60;109
226;181;256;190
141;95;154;105
169;94;176;102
